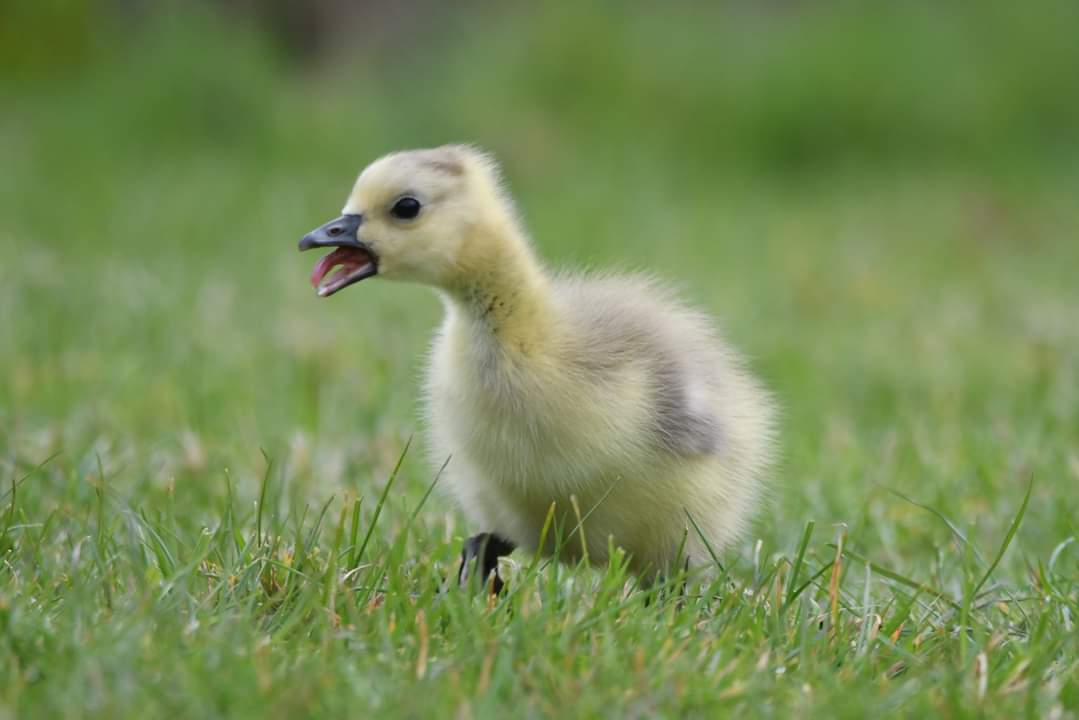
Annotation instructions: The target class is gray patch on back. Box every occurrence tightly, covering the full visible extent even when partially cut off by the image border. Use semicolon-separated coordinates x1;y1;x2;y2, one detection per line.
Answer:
557;275;722;458
651;355;721;456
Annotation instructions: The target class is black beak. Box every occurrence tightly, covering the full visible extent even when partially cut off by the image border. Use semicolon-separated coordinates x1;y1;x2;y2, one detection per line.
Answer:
299;213;365;251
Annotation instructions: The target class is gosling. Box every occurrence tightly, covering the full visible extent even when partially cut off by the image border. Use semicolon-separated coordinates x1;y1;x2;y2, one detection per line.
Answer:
299;145;776;589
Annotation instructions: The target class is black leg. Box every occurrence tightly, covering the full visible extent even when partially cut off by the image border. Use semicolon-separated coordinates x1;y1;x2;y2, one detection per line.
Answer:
457;533;516;594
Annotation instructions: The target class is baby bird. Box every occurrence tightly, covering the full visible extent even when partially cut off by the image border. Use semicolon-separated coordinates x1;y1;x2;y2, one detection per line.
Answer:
300;145;776;588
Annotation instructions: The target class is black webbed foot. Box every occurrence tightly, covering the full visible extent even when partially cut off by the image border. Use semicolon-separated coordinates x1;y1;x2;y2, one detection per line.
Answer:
457;533;516;594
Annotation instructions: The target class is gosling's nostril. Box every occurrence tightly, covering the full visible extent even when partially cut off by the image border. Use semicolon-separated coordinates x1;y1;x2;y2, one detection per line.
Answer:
329;226;342;236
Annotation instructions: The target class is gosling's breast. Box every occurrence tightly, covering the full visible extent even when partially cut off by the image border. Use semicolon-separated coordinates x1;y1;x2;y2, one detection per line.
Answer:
426;320;658;485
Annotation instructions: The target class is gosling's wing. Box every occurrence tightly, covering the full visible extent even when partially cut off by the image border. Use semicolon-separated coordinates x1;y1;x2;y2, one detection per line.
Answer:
554;273;727;458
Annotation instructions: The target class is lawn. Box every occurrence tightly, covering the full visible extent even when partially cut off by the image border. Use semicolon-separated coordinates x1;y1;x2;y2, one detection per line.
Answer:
2;3;1078;717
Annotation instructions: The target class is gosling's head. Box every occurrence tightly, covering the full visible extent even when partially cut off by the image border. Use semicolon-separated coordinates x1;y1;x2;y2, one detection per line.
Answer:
299;145;515;297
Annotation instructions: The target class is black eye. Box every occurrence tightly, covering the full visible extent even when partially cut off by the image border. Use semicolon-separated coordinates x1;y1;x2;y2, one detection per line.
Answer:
390;196;421;220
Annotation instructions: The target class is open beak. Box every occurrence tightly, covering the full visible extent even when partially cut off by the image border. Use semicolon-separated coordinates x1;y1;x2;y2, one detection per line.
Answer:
299;214;378;297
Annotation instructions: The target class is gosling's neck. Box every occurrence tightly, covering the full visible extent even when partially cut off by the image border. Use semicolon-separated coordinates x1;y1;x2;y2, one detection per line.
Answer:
440;219;554;357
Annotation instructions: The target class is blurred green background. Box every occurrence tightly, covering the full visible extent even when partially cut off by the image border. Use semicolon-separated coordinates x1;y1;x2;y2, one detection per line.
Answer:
3;0;1078;549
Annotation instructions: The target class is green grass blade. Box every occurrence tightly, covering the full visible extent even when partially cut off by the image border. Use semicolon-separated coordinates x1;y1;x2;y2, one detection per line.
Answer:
881;485;987;566
256;449;273;548
968;476;1033;602
346;496;363;571
683;508;725;573
837;545;959;610
785;520;815;608
352;435;412;573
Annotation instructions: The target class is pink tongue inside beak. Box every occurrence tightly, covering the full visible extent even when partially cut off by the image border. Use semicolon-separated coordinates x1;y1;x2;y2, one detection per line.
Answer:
310;247;364;288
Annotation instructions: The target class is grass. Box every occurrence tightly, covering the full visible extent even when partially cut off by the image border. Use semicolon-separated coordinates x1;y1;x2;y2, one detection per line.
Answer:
2;2;1078;717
